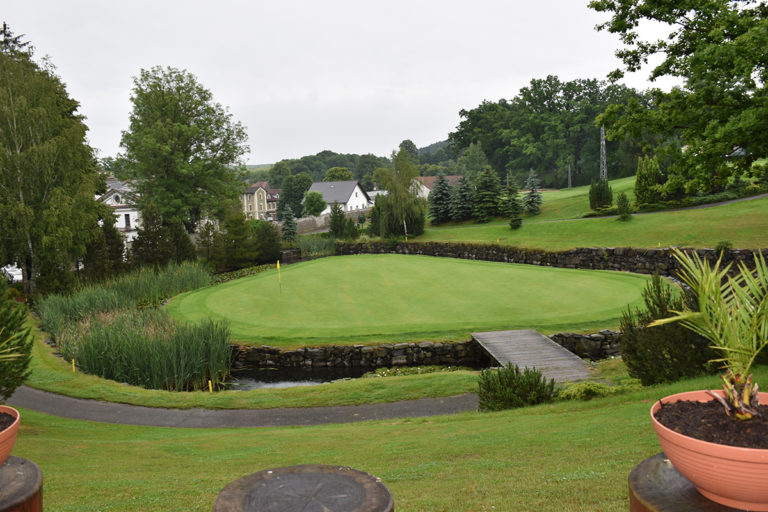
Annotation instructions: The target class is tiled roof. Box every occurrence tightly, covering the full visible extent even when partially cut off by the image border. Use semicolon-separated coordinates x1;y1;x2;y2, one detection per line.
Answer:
416;175;462;190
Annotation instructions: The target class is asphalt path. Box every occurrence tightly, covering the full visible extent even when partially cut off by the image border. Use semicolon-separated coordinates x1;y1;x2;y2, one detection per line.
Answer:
8;386;479;428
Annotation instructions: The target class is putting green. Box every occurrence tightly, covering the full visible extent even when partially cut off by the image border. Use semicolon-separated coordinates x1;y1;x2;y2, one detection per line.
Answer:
166;254;652;346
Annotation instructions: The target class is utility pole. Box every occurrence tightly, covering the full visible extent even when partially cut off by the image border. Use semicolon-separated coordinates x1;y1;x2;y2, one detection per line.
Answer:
600;125;607;180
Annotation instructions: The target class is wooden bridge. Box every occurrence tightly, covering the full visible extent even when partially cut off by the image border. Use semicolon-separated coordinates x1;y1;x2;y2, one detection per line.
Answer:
472;329;592;382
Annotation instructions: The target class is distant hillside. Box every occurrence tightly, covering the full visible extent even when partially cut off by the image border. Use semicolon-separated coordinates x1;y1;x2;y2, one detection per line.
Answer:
418;140;450;156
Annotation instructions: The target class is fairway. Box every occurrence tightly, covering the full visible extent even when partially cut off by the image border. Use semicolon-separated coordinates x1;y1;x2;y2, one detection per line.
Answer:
166;255;651;346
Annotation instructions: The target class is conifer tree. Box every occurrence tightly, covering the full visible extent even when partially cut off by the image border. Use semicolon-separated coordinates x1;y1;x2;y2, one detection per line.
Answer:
329;202;346;239
281;206;298;242
473;166;501;223
523;170;543;215
451;175;474;221
502;175;524;229
428;173;454;225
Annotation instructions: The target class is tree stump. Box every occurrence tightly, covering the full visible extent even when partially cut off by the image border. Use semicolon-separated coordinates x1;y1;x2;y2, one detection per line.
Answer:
629;453;740;511
214;464;393;512
0;457;42;512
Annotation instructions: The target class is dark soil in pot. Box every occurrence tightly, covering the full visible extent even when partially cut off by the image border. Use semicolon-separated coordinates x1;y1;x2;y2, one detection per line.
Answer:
0;412;14;434
655;399;768;448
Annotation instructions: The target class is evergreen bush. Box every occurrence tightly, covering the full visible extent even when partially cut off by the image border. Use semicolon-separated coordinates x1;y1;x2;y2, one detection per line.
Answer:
281;206;298;242
616;191;632;221
559;381;614;401
634;155;664;204
472;167;500;223
588;179;613;210
451;175;474;221
329;202;346;238
428;173;454;224
620;273;717;386
478;363;557;411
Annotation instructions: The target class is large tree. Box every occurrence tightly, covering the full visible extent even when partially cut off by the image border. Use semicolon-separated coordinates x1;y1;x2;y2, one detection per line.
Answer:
375;147;426;238
428;173;454;225
591;0;768;192
0;26;104;295
324;167;353;181
120;66;249;231
472;166;501;223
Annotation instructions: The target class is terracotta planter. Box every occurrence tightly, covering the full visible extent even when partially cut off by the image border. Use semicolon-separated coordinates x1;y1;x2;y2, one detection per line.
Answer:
0;405;20;467
651;390;768;510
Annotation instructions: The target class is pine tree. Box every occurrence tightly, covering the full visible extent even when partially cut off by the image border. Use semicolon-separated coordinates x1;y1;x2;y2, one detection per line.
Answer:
281;206;298;242
130;203;173;268
428;173;454;225
167;218;197;263
502;175;524;229
451;175;474;221
589;179;613;210
473;166;501;223
523;170;543;215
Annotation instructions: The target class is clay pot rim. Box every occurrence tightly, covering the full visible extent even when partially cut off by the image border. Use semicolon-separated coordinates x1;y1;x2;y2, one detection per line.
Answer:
0;405;19;430
651;390;768;459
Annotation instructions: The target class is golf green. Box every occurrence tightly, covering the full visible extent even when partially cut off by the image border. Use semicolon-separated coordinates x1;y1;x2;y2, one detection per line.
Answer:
165;254;652;346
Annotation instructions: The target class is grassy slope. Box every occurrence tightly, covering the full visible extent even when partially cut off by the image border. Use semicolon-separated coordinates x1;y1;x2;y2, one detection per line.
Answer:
165;255;650;346
419;192;768;250
14;366;768;512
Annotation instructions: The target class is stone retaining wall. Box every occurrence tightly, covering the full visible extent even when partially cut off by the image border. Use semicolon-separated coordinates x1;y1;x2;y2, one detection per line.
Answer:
336;241;764;277
235;339;490;370
548;330;621;360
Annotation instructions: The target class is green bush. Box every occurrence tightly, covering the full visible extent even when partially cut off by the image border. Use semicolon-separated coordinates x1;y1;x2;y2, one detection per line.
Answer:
478;364;557;411
58;309;231;391
589;179;613;210
616;192;632;221
620;273;717;386
714;240;732;256
559;381;614;401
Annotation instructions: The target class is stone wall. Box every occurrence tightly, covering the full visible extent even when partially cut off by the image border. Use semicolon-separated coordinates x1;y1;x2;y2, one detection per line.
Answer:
336;241;765;277
548;330;621;360
295;209;370;235
234;340;490;370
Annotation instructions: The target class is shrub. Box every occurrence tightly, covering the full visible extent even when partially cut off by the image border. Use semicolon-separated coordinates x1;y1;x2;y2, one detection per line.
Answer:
616;192;632;221
714;240;732;256
478;364;557;411
619;273;717;386
634;155;664;204
58;309;231;391
589;179;613;210
0;281;32;401
559;381;614;401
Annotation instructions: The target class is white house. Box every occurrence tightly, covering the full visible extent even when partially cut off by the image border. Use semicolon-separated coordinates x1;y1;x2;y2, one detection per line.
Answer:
97;177;141;242
306;181;371;215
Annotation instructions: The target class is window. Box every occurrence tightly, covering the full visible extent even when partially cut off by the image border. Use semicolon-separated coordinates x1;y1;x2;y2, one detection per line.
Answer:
114;194;120;204
124;214;131;229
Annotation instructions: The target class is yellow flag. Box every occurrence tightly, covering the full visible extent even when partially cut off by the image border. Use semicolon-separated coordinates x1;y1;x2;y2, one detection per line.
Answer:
277;260;280;270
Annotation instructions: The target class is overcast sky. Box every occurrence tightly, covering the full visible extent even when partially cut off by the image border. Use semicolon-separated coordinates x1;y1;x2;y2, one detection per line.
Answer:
5;1;674;165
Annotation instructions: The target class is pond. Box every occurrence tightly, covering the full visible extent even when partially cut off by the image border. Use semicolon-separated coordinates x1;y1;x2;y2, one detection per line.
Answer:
228;367;369;390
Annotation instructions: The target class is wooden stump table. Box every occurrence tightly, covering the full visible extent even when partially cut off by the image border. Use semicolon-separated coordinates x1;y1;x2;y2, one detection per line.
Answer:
0;457;42;512
214;464;394;512
629;453;744;511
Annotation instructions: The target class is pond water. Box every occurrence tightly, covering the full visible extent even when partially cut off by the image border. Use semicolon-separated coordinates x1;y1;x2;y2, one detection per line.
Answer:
228;367;369;390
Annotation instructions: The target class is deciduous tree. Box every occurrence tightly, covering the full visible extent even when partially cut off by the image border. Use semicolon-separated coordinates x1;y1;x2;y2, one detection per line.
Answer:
120;66;248;230
324;167;353;181
0;28;104;295
303;191;327;217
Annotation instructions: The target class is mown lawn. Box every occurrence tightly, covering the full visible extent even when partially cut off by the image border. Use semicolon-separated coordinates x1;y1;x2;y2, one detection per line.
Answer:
418;194;768;250
165;255;651;346
13;366;768;512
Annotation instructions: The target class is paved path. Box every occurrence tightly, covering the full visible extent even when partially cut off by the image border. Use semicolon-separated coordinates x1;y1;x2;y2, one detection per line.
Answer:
472;329;591;382
8;386;478;428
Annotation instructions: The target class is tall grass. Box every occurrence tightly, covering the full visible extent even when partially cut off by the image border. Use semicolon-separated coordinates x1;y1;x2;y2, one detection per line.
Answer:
298;234;336;258
58;309;231;391
37;261;211;339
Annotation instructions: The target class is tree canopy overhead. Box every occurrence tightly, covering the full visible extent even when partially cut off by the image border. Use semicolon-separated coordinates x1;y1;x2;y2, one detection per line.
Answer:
0;25;104;295
591;0;768;193
120;66;249;230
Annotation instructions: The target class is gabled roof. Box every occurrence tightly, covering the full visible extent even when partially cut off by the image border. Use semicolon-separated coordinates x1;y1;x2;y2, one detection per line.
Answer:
97;178;137;206
307;181;369;204
416;175;461;190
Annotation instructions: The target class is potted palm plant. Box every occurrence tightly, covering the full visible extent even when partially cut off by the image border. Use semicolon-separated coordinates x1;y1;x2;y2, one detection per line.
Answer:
649;248;768;510
0;330;23;467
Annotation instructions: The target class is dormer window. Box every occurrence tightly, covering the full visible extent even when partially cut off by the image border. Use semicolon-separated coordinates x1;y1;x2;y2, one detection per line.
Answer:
114;194;120;204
